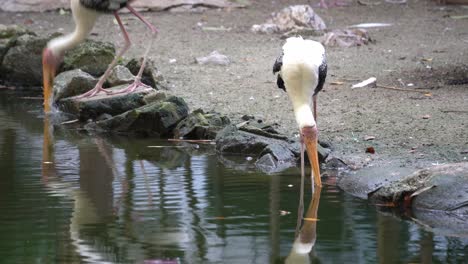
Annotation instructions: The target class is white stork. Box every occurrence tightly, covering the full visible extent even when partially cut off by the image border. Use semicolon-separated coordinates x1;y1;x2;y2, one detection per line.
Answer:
273;36;327;193
42;0;157;113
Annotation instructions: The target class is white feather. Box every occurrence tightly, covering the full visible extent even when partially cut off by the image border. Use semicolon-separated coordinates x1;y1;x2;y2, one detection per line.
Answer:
280;36;325;128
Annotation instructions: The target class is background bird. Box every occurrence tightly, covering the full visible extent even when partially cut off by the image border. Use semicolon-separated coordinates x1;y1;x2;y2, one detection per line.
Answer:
273;36;327;201
42;0;158;113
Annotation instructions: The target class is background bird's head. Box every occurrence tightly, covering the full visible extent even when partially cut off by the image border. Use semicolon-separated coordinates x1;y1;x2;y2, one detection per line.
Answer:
42;47;63;113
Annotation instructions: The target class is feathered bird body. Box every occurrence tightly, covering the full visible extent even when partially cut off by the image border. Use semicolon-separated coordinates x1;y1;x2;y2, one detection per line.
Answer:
79;0;133;12
273;37;327;129
47;0;100;57
272;36;327;188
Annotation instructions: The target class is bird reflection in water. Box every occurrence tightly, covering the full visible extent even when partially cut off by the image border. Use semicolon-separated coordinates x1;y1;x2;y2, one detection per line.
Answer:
41;119;124;262
41;116;55;184
286;186;322;263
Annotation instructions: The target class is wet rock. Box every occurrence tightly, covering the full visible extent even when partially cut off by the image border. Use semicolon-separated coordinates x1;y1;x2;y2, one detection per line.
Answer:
252;5;326;35
369;162;468;215
107;65;134;87
337;166;414;199
53;69;98;102
0;32;48;86
143;91;168;104
216;124;330;173
61;40;115;76
0;24;31;63
58;85;155;120
256;143;297;173
126;58;168;90
174;109;230;139
86;95;189;137
216;124;277;155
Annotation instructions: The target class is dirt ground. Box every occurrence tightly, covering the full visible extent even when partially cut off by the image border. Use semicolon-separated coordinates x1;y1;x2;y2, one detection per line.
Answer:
0;0;467;170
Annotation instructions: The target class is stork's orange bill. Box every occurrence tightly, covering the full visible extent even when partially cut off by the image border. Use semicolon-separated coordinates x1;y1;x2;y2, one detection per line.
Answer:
303;129;322;187
42;50;55;113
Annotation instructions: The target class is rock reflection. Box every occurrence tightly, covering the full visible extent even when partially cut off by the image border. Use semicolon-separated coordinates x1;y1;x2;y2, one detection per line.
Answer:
286;187;322;264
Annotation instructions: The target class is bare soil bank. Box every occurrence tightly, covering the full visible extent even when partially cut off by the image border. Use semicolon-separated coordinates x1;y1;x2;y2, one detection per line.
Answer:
1;0;467;169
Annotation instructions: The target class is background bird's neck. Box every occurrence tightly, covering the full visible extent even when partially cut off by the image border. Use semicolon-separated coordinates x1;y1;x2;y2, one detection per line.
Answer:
48;0;99;56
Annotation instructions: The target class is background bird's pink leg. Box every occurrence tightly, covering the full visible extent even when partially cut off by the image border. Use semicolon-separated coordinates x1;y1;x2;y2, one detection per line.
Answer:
113;5;158;94
77;12;131;98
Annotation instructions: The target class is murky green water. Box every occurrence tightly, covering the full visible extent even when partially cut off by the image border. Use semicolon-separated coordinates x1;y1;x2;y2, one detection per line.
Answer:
0;92;467;264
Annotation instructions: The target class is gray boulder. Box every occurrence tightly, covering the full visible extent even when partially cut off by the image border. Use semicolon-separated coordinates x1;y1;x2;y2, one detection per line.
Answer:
0;24;31;64
58;85;155;120
337;165;414;199
174;109;231;139
61;40;115;76
0;32;48;86
86;95;189;137
126;58;168;89
53;69;98;102
107;65;134;87
369;162;468;215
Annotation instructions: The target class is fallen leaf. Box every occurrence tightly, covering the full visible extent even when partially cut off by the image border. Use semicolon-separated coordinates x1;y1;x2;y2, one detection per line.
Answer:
422;115;431;119
366;146;375;154
364;135;375;141
424;93;432;97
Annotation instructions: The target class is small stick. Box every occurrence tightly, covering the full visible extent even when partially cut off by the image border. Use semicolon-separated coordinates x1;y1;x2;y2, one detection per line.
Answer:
0;85;15;90
60;119;79;125
20;97;43;100
440;110;468;113
376;84;431;94
168;139;215;144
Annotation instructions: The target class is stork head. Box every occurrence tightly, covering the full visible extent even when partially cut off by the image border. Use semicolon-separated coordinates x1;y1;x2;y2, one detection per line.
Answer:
42;47;63;113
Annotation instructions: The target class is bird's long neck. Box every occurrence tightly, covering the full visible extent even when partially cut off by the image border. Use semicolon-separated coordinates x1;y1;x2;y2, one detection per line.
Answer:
48;0;99;56
293;104;315;129
284;73;316;128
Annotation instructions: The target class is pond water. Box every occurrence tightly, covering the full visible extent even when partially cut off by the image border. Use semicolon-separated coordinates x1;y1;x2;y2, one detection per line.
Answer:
0;92;467;263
